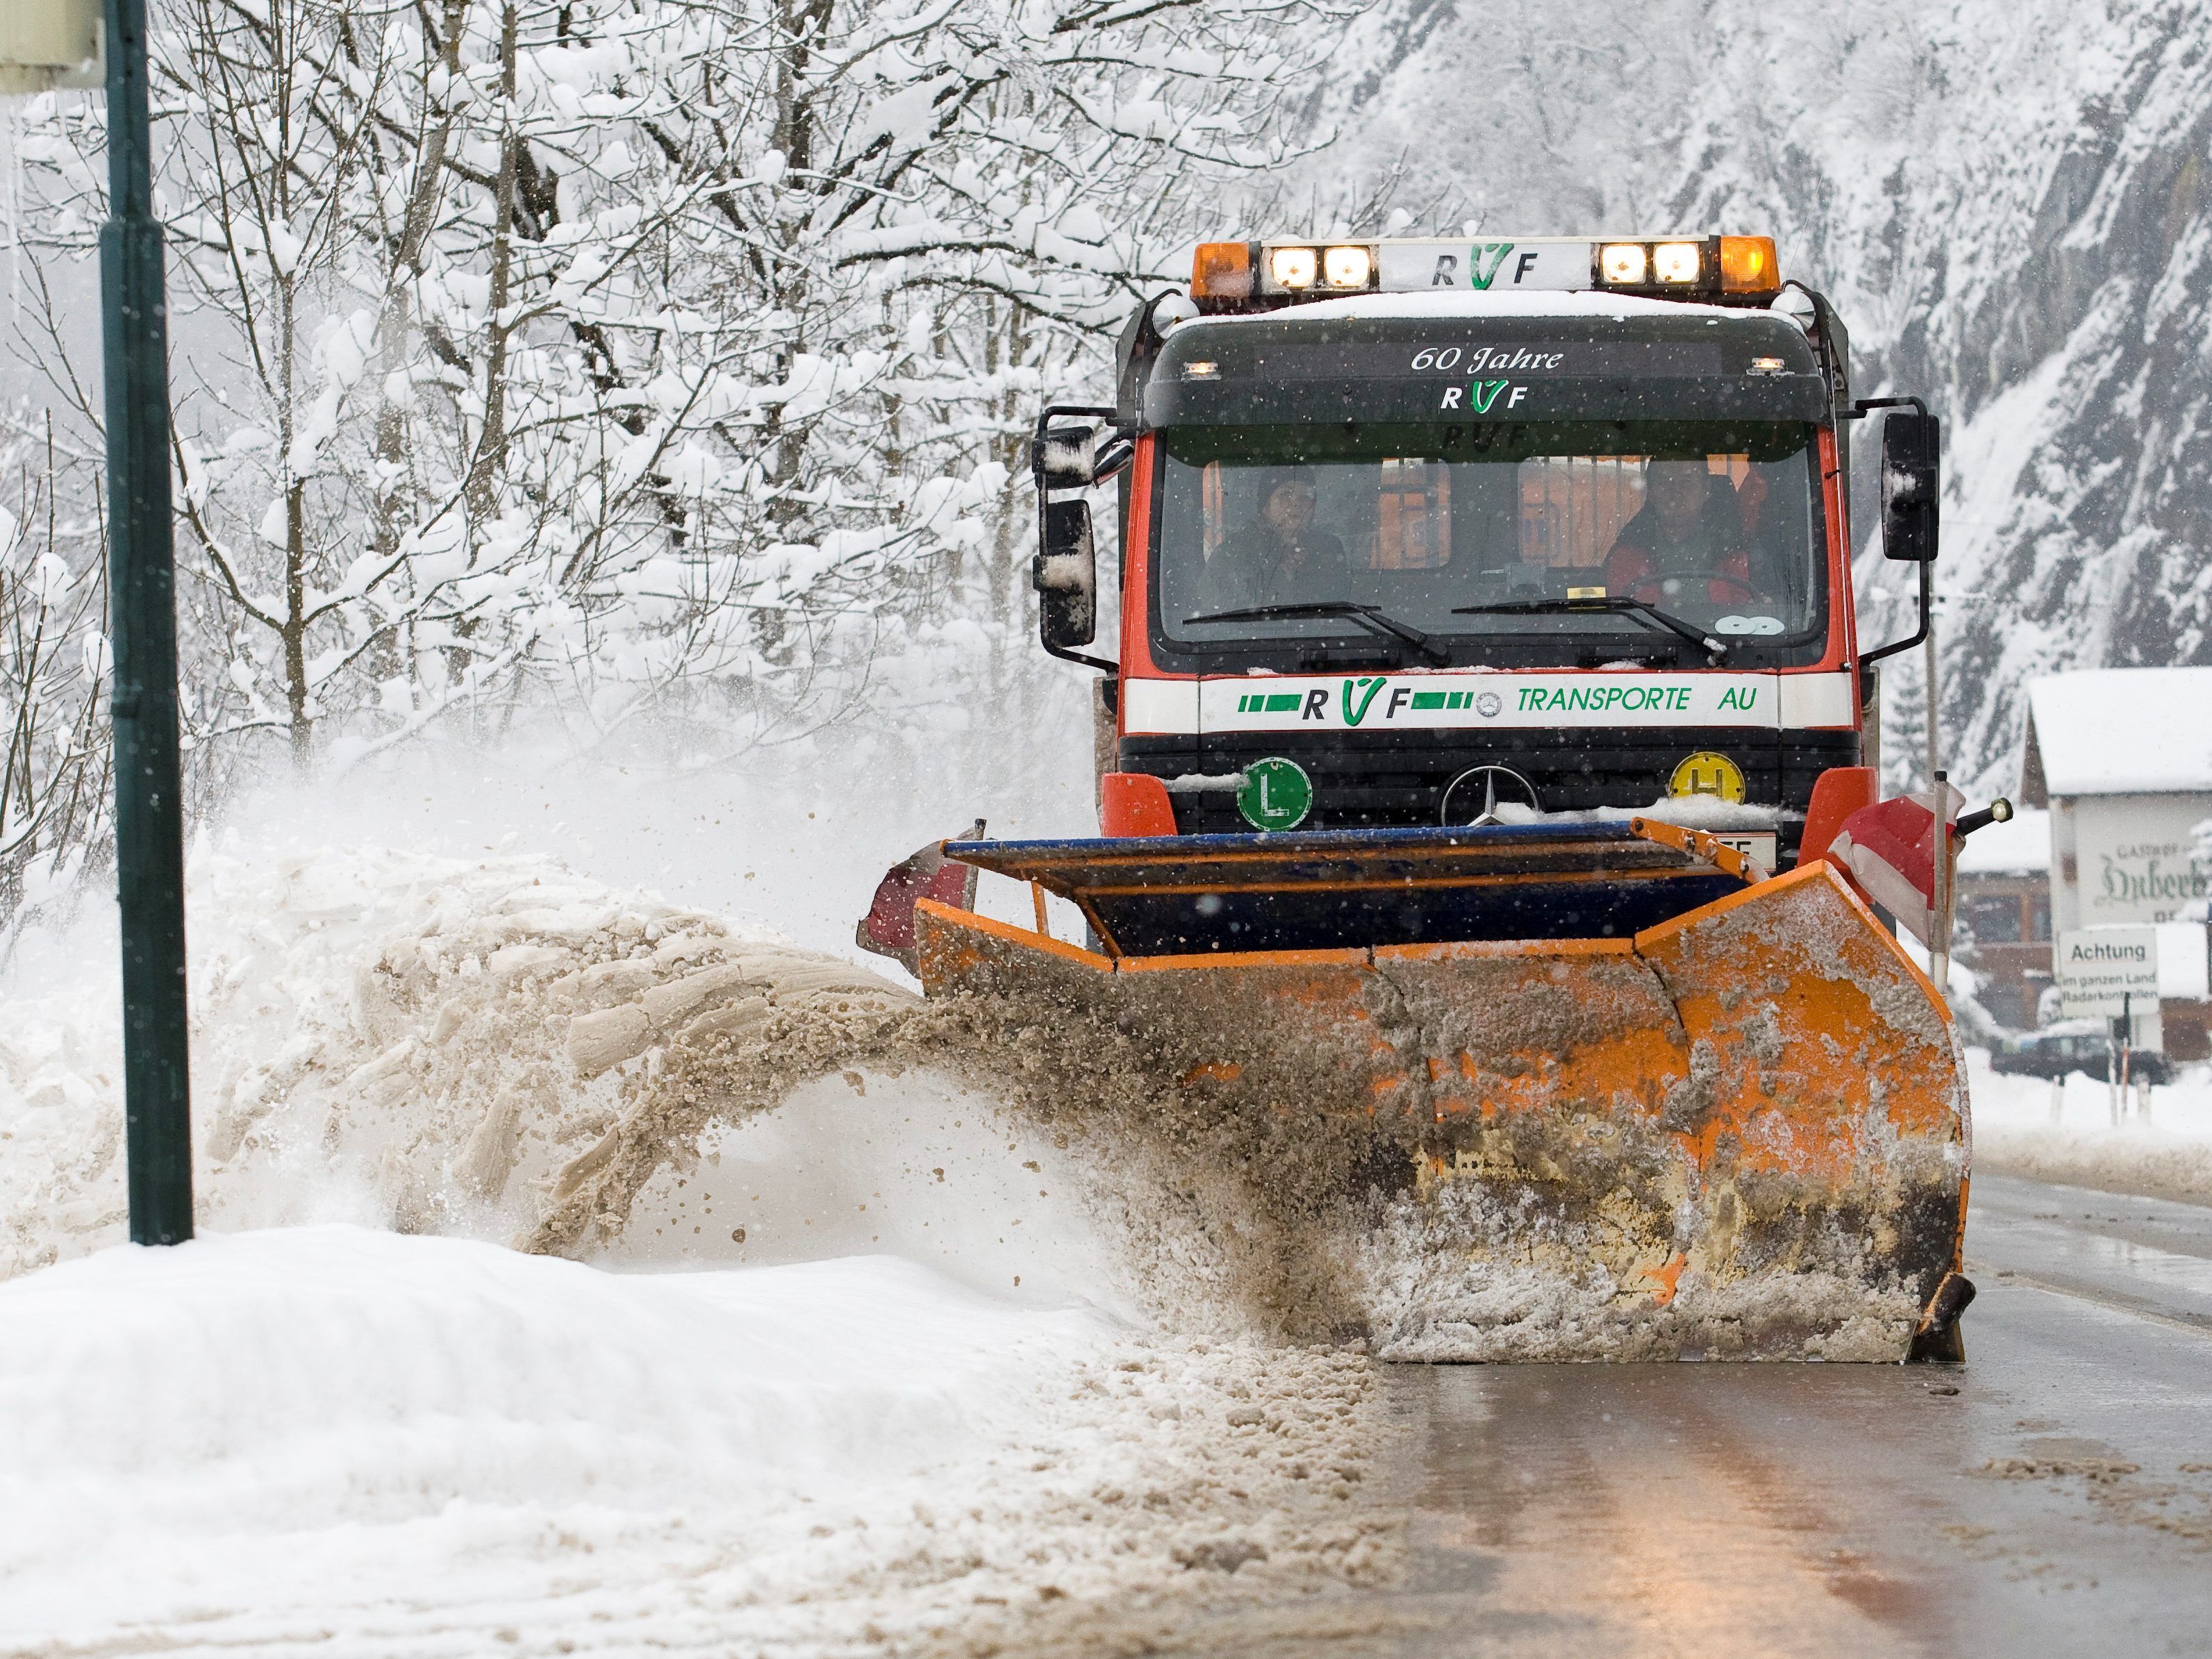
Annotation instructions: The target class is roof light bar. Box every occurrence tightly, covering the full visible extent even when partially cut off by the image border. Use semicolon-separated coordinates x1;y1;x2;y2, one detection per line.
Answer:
1188;234;1783;310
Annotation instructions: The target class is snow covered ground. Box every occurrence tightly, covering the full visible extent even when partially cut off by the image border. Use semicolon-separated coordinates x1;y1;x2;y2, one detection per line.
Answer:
1968;1051;2212;1206
0;840;1397;1656
1;1230;1390;1656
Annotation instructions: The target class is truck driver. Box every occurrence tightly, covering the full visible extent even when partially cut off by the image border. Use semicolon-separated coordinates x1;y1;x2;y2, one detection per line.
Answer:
1602;458;1764;609
1196;468;1350;615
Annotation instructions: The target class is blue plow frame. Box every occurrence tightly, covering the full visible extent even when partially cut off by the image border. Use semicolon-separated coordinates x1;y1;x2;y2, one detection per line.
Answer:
944;821;1751;958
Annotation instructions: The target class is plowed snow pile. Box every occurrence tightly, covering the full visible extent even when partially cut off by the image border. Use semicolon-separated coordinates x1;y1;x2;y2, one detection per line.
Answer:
0;846;1400;1656
1;1231;1393;1657
1970;1053;2212;1205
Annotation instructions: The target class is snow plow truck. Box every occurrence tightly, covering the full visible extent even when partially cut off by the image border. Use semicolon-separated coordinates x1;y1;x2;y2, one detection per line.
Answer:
862;234;2008;1362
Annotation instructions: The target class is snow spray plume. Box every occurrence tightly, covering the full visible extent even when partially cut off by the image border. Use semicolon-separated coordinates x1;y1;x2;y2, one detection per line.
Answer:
527;974;1402;1345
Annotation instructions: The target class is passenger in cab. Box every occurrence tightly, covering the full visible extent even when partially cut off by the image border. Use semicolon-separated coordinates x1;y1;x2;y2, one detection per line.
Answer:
1197;469;1349;615
1602;459;1765;608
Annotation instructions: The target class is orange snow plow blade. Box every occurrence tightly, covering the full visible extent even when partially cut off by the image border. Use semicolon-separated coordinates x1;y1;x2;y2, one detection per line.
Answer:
914;850;1970;1362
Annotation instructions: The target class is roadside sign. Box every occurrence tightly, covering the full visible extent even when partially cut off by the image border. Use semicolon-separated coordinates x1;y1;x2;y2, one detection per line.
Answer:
2054;926;2160;1018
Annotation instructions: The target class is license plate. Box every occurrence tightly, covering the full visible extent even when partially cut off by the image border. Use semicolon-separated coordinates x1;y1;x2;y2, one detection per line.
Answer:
1708;833;1777;870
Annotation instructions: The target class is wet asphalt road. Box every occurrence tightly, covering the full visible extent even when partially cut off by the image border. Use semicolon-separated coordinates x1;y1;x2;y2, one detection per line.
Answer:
1342;1175;2212;1658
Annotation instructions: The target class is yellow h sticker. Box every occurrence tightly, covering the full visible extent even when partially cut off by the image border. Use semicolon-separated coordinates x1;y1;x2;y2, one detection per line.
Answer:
1669;751;1746;803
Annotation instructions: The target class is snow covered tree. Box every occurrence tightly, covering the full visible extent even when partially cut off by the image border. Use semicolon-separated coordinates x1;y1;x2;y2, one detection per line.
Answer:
0;412;110;924
8;0;1342;784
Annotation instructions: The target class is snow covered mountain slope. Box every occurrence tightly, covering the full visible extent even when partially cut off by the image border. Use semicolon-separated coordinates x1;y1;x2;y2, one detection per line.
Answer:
1313;0;2212;794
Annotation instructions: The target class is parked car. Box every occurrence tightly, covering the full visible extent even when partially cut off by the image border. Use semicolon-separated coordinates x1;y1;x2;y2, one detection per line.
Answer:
1988;1019;2170;1085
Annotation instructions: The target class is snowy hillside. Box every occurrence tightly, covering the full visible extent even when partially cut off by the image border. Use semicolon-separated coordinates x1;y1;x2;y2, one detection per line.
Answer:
1315;0;2212;794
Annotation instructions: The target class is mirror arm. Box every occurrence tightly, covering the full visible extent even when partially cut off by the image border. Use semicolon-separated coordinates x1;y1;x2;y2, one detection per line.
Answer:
1043;641;1118;673
1844;394;1930;421
1860;558;1932;669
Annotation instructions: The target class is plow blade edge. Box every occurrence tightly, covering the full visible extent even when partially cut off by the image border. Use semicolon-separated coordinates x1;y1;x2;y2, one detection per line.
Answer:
915;860;1968;1362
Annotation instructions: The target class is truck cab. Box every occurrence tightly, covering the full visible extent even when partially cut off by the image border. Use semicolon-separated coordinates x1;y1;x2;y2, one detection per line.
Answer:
1033;235;1938;871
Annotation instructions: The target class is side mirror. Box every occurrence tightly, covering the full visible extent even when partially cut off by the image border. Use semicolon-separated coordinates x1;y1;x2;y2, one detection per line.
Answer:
1880;409;1940;562
1031;416;1133;491
1028;403;1122;670
1033;423;1099;488
1033;499;1097;650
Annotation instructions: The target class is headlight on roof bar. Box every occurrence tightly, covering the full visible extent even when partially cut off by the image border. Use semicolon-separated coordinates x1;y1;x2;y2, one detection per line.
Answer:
1322;244;1373;288
1653;241;1702;284
1269;246;1319;290
1597;242;1648;285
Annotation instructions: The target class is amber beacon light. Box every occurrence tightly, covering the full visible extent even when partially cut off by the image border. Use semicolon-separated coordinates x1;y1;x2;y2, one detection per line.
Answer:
1720;235;1780;296
1190;242;1254;301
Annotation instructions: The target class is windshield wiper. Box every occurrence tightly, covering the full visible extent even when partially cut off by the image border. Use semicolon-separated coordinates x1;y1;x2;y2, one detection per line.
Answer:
1181;602;1451;666
1450;597;1730;662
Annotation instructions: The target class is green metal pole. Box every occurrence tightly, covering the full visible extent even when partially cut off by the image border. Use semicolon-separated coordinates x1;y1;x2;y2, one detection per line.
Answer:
101;0;192;1244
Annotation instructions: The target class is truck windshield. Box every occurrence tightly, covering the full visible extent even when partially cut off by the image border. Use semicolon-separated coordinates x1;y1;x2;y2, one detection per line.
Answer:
1153;422;1824;663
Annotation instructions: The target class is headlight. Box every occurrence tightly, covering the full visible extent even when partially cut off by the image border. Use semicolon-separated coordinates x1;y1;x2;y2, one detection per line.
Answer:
1598;242;1648;285
1269;247;1319;289
1653;242;1702;284
1322;244;1372;288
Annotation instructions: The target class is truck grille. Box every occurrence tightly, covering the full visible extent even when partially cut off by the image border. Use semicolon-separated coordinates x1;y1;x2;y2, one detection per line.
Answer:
1118;728;1858;861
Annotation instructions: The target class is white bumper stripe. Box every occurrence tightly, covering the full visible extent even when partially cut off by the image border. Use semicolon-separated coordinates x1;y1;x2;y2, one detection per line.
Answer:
1121;670;1857;736
1122;677;1201;736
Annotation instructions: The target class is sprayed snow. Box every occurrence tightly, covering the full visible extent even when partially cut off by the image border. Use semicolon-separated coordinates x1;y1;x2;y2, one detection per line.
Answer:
0;844;785;1272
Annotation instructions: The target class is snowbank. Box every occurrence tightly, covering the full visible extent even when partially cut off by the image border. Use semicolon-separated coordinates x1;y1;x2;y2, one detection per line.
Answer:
1970;1055;2212;1206
0;1226;1394;1656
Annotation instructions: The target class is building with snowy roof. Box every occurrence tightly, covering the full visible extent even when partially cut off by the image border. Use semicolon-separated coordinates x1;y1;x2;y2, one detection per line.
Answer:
1955;806;2052;1030
2013;667;2212;1055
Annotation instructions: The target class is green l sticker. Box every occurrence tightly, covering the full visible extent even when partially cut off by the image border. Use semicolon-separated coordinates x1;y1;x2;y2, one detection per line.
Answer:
1238;757;1313;831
